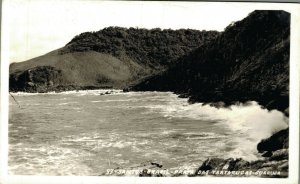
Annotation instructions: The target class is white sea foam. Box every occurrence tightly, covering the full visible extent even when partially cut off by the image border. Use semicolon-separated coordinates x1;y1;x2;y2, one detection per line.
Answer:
70;89;123;96
184;132;226;140
10;89;123;96
9;144;94;175
11;92;41;96
91;99;132;103
150;97;288;134
58;102;78;106
149;99;288;160
9;91;289;175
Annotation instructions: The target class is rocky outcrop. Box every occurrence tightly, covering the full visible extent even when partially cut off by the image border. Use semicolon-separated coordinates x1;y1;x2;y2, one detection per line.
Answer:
194;128;289;178
101;128;289;177
257;128;288;153
194;152;288;178
9;66;63;92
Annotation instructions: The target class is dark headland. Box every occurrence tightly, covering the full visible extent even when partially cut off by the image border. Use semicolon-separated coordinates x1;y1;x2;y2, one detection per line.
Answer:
9;10;290;177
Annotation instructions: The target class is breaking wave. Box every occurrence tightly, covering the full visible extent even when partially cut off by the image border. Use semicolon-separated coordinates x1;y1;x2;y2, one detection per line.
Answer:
9;91;288;175
150;98;288;160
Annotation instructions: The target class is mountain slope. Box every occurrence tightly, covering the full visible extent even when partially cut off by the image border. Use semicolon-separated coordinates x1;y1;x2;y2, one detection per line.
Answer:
132;10;290;112
9;28;219;92
10;51;146;92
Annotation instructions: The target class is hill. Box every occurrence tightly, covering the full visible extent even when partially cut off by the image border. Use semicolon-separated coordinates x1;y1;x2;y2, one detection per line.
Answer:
9;28;219;92
132;10;290;113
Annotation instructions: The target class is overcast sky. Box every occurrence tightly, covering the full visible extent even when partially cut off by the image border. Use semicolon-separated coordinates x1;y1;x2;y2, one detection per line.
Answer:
2;0;290;63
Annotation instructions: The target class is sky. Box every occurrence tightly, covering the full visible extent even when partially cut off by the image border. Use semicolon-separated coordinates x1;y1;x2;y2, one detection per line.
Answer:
2;0;285;63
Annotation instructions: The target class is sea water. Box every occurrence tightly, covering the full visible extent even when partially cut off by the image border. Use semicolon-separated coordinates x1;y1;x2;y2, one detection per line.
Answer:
8;90;288;175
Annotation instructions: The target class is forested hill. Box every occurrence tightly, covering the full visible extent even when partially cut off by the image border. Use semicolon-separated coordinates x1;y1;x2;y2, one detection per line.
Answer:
133;10;290;112
62;27;219;69
9;28;219;92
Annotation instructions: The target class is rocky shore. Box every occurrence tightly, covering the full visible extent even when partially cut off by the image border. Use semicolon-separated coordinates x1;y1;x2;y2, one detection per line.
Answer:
101;128;289;178
191;129;289;178
106;128;288;177
193;128;289;178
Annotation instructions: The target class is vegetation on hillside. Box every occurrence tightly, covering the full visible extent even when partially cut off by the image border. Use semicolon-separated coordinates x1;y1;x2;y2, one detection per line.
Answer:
9;28;219;92
62;27;219;69
133;10;290;112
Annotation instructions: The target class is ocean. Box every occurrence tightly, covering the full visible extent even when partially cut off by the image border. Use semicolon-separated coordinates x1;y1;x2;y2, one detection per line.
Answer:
8;90;288;175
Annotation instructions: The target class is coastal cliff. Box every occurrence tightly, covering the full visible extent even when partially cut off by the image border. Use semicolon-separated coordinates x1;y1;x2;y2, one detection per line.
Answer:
132;10;290;113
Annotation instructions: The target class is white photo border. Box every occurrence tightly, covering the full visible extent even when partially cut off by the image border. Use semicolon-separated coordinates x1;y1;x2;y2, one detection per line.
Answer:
1;1;299;184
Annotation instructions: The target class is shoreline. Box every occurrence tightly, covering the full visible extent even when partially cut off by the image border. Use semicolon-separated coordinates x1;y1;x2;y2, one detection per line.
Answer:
9;89;289;177
105;128;288;177
9;89;123;95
